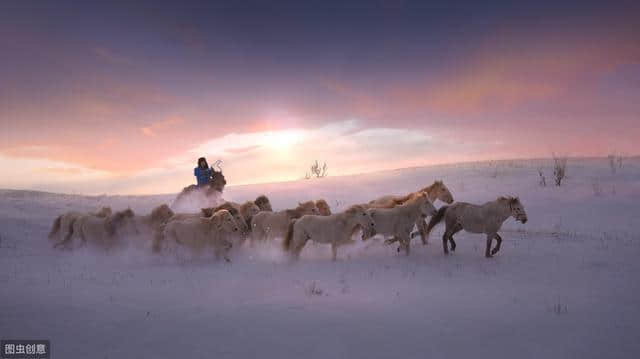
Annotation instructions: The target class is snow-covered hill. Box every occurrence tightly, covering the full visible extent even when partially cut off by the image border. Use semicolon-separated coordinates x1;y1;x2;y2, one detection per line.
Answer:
1;157;639;358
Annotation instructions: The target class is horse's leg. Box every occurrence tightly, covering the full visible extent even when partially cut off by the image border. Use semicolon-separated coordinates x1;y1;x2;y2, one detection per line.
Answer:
294;239;307;259
215;240;232;262
77;222;88;247
485;234;494;258
448;223;463;252
63;222;74;246
384;236;406;253
291;233;307;260
402;234;411;256
56;221;78;250
442;232;449;254
491;233;503;256
416;218;428;245
53;239;67;249
55;219;73;249
249;229;258;247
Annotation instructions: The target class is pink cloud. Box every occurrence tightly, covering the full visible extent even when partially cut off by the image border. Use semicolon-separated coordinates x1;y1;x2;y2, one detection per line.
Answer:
141;116;186;137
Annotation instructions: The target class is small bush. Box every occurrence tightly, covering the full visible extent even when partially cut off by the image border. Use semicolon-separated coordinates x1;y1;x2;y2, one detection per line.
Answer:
305;160;328;179
552;155;567;186
305;281;324;296
608;154;617;175
538;169;547;187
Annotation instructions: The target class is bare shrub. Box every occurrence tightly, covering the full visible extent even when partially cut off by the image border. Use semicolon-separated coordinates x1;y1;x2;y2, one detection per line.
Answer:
305;281;324;296
550;303;569;315
552;155;567;186
538;168;547;187
306;160;328;179
608;154;617;175
617;154;625;169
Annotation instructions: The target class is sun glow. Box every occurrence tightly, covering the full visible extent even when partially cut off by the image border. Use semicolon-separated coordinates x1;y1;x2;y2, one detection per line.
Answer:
263;129;306;151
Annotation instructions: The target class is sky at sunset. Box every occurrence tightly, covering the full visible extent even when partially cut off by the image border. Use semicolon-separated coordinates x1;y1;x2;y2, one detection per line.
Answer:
1;0;639;194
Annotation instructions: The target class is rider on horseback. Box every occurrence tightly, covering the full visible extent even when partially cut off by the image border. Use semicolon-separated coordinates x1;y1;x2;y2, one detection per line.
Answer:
194;157;213;187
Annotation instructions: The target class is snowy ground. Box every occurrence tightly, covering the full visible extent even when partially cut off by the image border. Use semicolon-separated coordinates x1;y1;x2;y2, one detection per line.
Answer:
1;157;639;359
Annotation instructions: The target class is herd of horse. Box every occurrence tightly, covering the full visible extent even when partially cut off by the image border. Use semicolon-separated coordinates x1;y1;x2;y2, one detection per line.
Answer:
48;180;528;262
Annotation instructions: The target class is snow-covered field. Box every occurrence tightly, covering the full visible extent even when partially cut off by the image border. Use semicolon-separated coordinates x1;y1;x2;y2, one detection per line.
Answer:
1;157;639;359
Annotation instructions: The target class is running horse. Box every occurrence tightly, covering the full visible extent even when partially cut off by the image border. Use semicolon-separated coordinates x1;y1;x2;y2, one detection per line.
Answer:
172;163;227;209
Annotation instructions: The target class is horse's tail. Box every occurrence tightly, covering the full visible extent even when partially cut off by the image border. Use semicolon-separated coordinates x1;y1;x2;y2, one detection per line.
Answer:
425;205;448;239
283;219;297;251
48;215;62;239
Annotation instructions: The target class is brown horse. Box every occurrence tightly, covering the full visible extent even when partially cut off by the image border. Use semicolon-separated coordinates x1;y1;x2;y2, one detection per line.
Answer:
254;195;273;212
172;168;227;208
315;199;332;216
368;180;454;244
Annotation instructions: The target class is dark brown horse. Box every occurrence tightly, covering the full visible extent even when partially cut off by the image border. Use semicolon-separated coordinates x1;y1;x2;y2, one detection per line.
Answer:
172;168;227;208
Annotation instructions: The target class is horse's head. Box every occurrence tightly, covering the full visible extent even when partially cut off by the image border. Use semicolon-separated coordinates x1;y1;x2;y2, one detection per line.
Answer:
507;197;528;224
211;209;240;233
297;200;319;215
108;208;138;235
150;204;174;224
433;180;454;204
416;194;437;217
255;195;273;212
346;204;376;234
315;199;332;216
228;207;249;235
95;207;112;217
210;168;227;192
241;202;261;220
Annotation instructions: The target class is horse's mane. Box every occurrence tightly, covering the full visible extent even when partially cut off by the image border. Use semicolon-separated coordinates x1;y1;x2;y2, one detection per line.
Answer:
404;192;427;204
115;208;135;218
393;193;415;205
284;200;317;218
95;207;112;217
239;201;257;213
296;200;316;211
104;208;134;236
498;196;520;204
419;180;443;194
210;209;232;225
254;195;271;209
150;204;173;222
315;199;331;215
202;203;239;218
345;204;366;214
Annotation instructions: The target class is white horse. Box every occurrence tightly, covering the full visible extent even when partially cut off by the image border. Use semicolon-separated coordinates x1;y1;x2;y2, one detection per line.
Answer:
69;208;137;250
163;209;239;262
366;193;437;255
156;204;248;251
48;207;112;247
251;201;319;243
425;196;528;257
284;204;376;261
130;204;174;250
202;201;260;236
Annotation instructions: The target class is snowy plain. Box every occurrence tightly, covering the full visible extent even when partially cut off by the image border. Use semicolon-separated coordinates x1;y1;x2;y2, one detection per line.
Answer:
1;157;639;359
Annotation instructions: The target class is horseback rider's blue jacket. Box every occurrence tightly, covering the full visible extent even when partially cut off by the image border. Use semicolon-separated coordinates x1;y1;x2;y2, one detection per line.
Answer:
194;167;213;186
